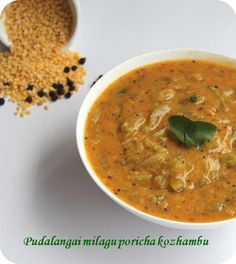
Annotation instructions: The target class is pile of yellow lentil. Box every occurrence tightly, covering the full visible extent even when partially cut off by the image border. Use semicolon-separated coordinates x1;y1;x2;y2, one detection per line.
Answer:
0;0;86;116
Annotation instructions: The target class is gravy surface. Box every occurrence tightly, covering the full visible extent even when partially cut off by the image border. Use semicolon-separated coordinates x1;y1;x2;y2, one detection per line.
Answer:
85;60;236;223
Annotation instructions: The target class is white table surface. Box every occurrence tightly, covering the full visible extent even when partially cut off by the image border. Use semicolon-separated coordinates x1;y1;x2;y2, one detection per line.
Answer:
1;0;236;263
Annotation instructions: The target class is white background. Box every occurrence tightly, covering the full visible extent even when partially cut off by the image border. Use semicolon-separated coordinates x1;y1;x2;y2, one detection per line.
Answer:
1;0;236;263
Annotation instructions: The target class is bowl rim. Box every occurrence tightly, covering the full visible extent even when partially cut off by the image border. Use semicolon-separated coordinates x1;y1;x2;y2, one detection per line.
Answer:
76;48;236;229
64;0;80;50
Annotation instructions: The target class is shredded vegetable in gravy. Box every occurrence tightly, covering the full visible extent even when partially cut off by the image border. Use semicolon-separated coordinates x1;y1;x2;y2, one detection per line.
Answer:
85;60;236;223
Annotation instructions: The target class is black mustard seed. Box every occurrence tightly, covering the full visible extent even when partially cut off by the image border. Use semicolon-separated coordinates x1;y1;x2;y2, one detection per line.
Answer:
0;98;5;106
64;67;70;73
57;86;65;95
25;96;33;103
38;90;46;97
65;92;71;99
27;84;34;91
78;57;86;65
49;91;58;102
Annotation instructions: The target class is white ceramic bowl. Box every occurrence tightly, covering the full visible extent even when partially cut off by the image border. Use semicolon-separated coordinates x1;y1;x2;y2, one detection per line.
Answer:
0;0;80;49
76;49;236;230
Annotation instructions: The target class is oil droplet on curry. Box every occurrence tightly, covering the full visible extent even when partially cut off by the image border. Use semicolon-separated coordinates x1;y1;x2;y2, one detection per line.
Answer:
84;60;236;223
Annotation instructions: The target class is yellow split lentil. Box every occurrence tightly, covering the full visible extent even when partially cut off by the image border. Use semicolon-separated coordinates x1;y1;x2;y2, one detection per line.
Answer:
0;0;86;116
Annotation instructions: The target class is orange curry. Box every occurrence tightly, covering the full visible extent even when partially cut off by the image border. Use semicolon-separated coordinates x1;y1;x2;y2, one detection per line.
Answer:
84;60;236;223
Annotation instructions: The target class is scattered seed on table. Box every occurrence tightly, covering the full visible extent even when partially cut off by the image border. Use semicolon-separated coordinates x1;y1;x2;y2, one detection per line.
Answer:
0;98;5;106
64;67;70;73
65;92;71;99
69;84;75;91
67;78;75;91
79;57;86;65
71;65;77;71
25;96;33;103
66;77;73;85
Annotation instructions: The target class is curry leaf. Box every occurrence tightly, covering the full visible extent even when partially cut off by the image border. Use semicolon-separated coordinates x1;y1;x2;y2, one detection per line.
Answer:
169;116;217;147
169;116;191;144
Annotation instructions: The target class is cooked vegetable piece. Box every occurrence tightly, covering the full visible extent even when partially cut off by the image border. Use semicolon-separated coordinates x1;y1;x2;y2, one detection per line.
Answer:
158;89;175;101
169;178;185;192
154;175;168;189
154;128;166;137
208;86;227;111
169;155;194;180
204;157;221;182
144;137;161;151
209;126;232;154
151;194;169;209
145;105;171;132
223;89;234;97
121;115;146;134
207;202;225;212
139;150;168;167
199;177;211;186
130;172;153;181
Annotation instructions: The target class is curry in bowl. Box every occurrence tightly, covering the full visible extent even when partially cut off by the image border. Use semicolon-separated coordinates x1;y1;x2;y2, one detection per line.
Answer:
84;59;236;223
